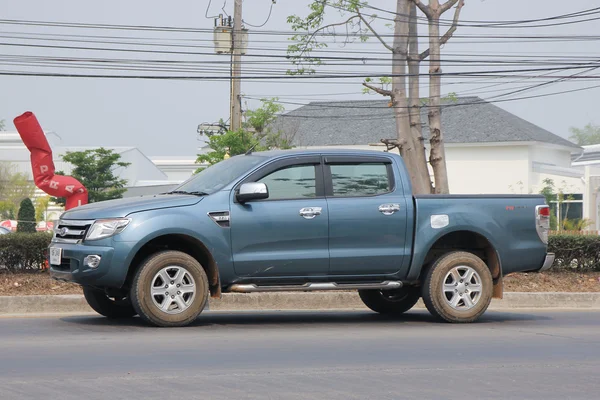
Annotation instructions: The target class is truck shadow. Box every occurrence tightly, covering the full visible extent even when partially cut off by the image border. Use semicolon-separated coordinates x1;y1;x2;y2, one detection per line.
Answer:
59;309;552;329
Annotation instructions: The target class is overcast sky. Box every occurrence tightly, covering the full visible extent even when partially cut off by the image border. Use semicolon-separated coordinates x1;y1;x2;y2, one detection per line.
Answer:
1;0;599;157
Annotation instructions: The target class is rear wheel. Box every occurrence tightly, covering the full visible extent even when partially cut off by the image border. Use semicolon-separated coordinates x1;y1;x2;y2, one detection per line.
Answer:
83;287;137;319
358;286;421;315
130;250;209;327
422;251;493;323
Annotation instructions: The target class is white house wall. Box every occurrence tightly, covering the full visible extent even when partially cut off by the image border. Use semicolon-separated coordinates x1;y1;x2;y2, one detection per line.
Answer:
443;145;531;194
528;144;585;195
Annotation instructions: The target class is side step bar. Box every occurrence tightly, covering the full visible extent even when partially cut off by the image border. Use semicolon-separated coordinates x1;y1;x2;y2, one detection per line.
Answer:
229;281;402;293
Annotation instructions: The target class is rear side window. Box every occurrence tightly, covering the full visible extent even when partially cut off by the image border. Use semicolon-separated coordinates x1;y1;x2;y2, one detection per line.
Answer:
329;163;391;197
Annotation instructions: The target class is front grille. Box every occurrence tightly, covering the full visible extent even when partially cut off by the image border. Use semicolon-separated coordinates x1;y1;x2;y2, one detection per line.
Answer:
53;219;94;243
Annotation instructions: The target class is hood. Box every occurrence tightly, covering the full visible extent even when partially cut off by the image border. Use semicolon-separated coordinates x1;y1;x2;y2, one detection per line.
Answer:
60;194;203;220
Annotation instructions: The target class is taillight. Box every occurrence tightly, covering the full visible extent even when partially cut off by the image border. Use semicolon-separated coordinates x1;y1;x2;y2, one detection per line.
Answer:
535;205;550;245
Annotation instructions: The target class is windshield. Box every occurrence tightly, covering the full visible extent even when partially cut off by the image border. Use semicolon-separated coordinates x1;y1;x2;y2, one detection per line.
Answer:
174;154;267;195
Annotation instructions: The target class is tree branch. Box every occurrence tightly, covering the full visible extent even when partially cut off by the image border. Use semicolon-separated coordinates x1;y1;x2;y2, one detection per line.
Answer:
440;0;460;15
356;9;394;52
410;0;431;18
362;82;392;96
418;0;464;61
297;15;359;59
440;0;464;42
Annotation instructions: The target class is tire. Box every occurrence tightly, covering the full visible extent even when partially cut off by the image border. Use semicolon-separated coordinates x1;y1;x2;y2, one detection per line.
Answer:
130;250;209;327
422;251;493;323
83;287;137;319
358;286;421;315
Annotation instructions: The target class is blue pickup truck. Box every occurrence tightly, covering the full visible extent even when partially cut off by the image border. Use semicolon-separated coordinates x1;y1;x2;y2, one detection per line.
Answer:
49;149;554;327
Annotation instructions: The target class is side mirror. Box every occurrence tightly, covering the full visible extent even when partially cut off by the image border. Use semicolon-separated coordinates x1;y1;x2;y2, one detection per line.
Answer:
236;182;269;203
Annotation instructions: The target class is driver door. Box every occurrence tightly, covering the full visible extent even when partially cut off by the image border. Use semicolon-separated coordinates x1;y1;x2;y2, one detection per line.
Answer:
229;156;329;278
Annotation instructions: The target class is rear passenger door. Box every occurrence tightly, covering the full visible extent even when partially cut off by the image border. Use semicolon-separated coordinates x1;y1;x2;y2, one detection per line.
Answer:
324;155;410;276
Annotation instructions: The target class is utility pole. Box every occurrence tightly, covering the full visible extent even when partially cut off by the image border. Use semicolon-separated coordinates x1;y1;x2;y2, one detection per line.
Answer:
230;0;243;132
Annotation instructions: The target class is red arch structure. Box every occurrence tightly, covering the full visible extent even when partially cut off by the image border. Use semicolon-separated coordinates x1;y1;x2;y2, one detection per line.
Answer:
13;112;88;210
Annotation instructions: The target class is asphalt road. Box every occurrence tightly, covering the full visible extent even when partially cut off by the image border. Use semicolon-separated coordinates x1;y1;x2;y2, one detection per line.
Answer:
1;309;600;400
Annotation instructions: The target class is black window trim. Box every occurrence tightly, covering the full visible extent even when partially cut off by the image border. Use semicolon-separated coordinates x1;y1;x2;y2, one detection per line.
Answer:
322;155;396;198
234;155;325;202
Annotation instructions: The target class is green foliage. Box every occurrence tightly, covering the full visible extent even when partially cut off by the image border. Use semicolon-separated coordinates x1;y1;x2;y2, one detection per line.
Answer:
16;198;36;233
562;218;593;231
0;162;36;217
0;119;5;131
53;148;130;205
196;98;292;171
362;77;391;95
0;232;52;272
196;129;264;171
549;234;600;271
569;122;600;146
287;1;370;75
539;178;556;206
444;92;459;102
245;98;285;134
35;195;51;222
538;178;585;231
0;201;16;220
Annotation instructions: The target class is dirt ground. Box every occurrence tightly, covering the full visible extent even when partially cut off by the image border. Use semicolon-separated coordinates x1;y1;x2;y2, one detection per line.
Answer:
1;270;599;296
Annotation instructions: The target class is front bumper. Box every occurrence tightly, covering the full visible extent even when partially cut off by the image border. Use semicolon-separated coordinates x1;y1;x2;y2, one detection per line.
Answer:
538;253;555;272
48;240;131;288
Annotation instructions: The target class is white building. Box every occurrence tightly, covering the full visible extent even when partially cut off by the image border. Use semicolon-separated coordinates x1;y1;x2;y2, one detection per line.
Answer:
149;156;200;183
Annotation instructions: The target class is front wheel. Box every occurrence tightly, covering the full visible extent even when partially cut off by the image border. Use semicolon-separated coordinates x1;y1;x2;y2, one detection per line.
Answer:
422;251;493;323
130;250;209;327
358;286;421;315
83;287;137;319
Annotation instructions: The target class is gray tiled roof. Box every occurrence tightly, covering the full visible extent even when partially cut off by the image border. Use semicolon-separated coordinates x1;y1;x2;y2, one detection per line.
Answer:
274;96;580;149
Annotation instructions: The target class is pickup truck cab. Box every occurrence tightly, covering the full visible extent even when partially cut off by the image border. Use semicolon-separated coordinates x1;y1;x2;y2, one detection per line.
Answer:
49;149;554;327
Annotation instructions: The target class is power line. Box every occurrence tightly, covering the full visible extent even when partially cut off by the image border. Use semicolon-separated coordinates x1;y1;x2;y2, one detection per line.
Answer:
359;2;600;28
242;0;274;28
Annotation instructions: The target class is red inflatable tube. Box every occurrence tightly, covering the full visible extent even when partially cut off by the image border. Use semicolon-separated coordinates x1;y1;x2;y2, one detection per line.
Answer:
13;111;88;210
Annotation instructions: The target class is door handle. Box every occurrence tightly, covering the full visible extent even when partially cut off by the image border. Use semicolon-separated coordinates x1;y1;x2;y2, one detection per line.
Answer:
299;207;322;220
379;203;400;215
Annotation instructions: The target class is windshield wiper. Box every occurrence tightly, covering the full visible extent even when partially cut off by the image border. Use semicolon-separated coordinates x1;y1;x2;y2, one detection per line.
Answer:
164;190;208;196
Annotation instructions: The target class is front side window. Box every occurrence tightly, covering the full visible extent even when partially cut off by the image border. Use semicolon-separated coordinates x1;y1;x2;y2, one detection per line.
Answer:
258;164;317;200
330;163;391;197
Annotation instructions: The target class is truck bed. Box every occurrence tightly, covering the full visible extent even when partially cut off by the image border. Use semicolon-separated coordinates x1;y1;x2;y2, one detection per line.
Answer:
408;194;548;280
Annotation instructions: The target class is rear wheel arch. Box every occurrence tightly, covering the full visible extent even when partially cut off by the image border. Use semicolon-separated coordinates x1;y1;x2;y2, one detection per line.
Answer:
125;234;221;298
420;230;503;298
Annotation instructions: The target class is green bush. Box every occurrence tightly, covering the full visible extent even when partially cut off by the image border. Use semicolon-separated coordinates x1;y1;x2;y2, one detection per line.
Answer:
548;235;600;271
0;232;52;273
16;198;36;233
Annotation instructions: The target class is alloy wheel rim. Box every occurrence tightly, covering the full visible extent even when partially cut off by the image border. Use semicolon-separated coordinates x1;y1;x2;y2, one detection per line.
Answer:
442;266;482;311
151;266;196;314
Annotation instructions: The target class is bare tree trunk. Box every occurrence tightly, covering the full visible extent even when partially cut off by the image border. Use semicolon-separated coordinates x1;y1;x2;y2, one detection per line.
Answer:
412;0;464;194
391;0;430;195
408;2;433;194
425;0;450;194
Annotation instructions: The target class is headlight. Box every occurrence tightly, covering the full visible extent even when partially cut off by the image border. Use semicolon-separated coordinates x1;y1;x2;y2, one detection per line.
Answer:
85;218;131;241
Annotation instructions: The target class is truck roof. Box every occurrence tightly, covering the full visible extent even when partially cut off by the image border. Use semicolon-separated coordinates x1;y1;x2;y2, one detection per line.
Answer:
248;148;400;158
